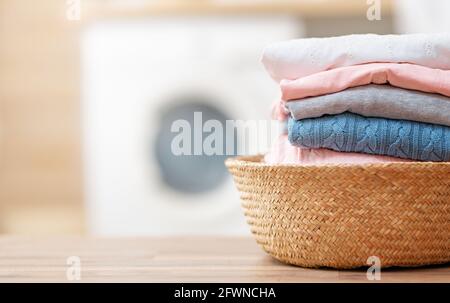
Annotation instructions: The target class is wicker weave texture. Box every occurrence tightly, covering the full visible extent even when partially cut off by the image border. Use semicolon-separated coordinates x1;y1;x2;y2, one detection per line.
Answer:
226;155;450;269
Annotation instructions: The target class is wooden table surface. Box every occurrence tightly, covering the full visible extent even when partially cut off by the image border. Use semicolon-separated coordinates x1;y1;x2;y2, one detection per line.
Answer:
0;237;448;283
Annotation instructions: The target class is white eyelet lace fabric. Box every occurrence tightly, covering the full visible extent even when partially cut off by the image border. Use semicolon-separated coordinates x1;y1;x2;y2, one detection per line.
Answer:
262;33;450;82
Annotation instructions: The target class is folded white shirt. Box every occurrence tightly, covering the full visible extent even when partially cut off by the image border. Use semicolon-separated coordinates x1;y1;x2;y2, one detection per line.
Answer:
262;33;450;82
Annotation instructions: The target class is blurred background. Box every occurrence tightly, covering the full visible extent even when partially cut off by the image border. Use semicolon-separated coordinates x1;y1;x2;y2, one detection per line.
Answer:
0;0;447;235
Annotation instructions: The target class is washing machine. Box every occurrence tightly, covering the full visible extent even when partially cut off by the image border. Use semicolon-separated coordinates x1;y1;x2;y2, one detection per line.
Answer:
82;16;301;235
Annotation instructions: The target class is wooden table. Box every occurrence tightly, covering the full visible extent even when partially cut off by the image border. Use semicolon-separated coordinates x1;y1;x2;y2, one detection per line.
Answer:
0;237;448;282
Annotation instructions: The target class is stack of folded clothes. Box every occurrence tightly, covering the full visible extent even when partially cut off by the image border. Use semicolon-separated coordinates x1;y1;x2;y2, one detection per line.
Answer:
262;33;450;165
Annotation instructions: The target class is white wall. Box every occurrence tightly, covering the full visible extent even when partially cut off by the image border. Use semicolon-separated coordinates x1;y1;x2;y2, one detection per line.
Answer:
395;0;450;33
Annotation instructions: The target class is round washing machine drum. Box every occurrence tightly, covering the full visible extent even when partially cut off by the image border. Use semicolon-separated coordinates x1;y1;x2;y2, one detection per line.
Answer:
154;98;237;194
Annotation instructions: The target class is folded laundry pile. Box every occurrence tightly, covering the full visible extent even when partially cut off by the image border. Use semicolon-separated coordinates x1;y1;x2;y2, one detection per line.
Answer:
262;33;450;165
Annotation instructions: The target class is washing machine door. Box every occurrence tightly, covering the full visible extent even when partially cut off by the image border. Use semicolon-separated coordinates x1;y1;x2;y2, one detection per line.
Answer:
154;99;234;194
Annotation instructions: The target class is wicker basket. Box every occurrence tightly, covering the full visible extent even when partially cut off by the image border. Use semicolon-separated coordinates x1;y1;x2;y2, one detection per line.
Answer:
226;155;450;269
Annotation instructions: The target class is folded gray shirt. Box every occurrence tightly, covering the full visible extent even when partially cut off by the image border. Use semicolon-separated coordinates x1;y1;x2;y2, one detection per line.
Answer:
285;84;450;127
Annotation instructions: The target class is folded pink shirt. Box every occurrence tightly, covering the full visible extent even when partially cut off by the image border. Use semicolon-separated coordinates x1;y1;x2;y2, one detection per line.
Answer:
271;99;288;121
281;63;450;101
265;135;411;165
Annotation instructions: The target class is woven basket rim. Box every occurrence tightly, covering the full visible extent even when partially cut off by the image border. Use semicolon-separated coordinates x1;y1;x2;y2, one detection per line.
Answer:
225;155;450;169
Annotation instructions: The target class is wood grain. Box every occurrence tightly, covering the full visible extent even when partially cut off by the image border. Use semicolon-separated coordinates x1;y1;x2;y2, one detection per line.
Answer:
0;0;84;234
0;237;448;282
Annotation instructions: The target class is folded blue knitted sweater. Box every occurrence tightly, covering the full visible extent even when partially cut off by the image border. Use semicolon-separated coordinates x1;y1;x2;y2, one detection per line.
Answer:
288;112;450;162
